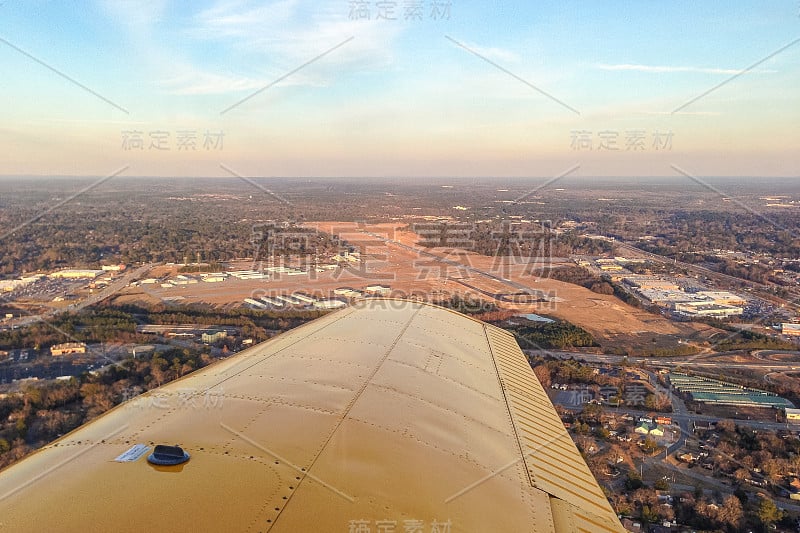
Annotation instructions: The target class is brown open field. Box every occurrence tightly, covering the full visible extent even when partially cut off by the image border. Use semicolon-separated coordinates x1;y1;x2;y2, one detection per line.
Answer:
113;221;720;354
309;222;719;351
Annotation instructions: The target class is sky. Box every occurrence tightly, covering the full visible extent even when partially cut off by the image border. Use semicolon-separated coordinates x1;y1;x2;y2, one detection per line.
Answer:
1;0;799;178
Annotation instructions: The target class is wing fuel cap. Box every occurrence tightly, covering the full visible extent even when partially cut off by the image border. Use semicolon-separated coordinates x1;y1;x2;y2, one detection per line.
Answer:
147;445;190;466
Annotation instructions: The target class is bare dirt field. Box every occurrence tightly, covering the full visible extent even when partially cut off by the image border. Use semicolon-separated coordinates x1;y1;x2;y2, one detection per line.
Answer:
309;222;719;351
113;221;720;354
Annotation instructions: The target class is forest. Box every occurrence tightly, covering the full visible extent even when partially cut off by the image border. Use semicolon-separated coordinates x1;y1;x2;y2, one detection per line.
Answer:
507;319;597;350
0;346;211;470
0;304;327;352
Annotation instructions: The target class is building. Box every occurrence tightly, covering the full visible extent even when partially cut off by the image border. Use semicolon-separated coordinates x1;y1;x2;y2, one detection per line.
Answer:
672;301;743;318
50;342;87;356
334;287;362;298
694;291;746;306
49;269;102;279
789;478;800;500
669;372;794;409
333;287;355;295
259;296;285;308
201;331;228;344
275;294;302;306
0;281;18;292
620;518;642;532
292;293;316;304
0;275;42;292
622;276;680;291
636;289;694;305
364;285;391;296
227;270;269;280
243;298;268;309
314;299;347;310
101;264;126;271
782;323;800;337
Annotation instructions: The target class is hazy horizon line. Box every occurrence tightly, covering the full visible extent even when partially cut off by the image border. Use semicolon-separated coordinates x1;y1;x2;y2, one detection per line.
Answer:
1;174;799;181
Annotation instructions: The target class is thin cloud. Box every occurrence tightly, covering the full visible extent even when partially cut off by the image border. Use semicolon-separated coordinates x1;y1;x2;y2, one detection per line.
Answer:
454;41;521;64
636;110;721;116
596;63;777;75
186;0;402;72
149;1;406;98
159;71;272;95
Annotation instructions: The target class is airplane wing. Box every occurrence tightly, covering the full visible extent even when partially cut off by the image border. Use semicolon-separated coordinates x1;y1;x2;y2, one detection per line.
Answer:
0;299;624;532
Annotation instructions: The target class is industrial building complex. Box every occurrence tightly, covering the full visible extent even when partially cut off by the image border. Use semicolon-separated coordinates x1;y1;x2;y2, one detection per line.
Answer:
668;372;795;409
620;276;746;318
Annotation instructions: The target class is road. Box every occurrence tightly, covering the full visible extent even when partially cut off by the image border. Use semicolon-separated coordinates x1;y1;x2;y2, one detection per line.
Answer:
537;348;800;372
640;369;691;455
559;400;793;433
641;456;800;512
8;263;153;328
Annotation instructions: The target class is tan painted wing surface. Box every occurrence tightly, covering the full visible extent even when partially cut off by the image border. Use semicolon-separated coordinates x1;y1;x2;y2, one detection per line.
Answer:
0;299;624;532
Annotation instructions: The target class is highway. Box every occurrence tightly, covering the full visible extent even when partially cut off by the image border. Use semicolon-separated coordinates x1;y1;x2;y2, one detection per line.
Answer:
6;263;154;328
535;349;800;372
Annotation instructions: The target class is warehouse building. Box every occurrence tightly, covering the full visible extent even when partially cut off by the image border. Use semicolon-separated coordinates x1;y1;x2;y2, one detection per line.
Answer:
364;285;392;296
669;372;794;409
51;342;87;356
786;408;800;423
693;291;747;306
782;323;800;337
314;299;348;310
672;301;743;318
49;269;102;279
201;330;228;344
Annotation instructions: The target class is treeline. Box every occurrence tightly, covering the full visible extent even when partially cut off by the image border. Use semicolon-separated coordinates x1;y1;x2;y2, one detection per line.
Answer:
0;347;212;470
622;210;800;259
640;344;699;357
432;294;498;315
0;309;144;350
530;358;618;387
508;320;597;350
0;304;328;352
0;180;311;275
178;263;226;273
546;266;617;296
134;305;326;341
444;224;614;257
699;320;798;351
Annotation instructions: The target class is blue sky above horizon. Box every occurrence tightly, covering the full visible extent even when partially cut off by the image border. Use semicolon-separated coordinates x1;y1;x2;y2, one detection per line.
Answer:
1;0;799;178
